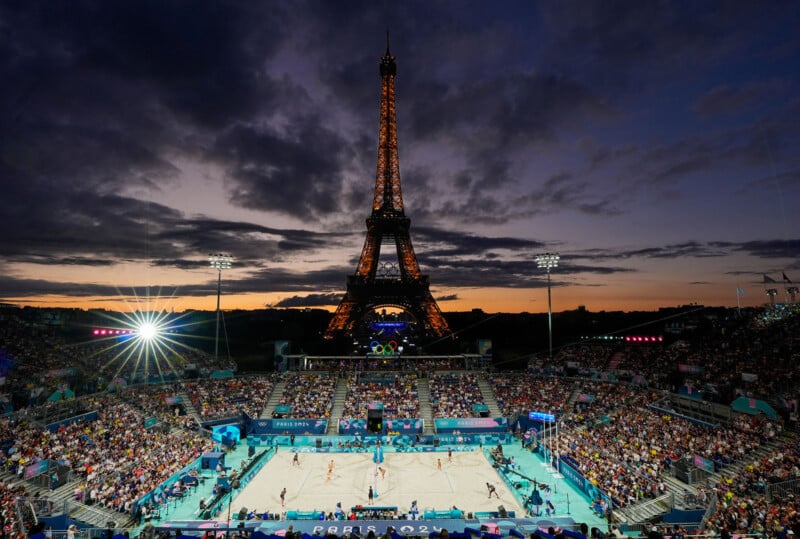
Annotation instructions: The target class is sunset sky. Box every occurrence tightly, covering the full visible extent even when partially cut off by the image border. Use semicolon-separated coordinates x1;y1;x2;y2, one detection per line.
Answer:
1;1;798;314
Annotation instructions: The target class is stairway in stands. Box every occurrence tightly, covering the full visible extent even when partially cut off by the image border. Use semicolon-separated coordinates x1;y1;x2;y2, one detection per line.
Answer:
175;386;203;425
565;388;581;411
615;434;786;524
416;377;435;434
260;379;286;419
477;374;502;417
326;376;349;435
705;437;781;488
0;470;135;529
612;493;673;525
56;489;134;529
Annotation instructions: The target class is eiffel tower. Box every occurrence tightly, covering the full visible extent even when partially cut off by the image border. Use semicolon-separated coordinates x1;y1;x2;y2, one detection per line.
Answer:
325;38;450;340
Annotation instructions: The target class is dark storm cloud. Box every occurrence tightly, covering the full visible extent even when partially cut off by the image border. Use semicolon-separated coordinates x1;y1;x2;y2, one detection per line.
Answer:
536;1;795;87
578;239;800;262
10;256;116;267
412;226;547;257
0;2;308;259
516;172;622;218
406;163;621;226
0;276;131;298
0;166;345;268
558;264;636;276
578;140;639;170
3;233;794;301
693;80;789;117
576;242;727;261
734;239;800;260
214;226;639;293
0;0;377;274
599;98;800;199
274;294;341;308
213;120;355;220
0;262;350;301
584;96;800;189
404;72;614;152
154;217;344;265
368;229;640;287
0;2;289;167
410;257;635;290
0;175;183;261
620;243;730;259
6;1;290;129
150;259;212;271
738;168;800;193
225;267;351;295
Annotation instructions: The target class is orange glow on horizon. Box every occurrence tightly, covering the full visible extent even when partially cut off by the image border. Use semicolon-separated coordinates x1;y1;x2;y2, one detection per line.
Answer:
1;282;762;314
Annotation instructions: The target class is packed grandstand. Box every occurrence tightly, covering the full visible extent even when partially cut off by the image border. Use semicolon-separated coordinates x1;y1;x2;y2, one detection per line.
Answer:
0;304;798;539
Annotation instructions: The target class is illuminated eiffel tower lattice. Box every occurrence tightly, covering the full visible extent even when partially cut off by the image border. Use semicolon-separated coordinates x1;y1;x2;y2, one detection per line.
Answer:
325;38;450;340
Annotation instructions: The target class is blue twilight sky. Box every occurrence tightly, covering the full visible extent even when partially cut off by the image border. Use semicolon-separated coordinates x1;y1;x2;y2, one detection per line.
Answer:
0;1;798;313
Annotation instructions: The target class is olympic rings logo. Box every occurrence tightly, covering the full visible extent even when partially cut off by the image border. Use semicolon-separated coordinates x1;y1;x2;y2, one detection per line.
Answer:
370;340;399;355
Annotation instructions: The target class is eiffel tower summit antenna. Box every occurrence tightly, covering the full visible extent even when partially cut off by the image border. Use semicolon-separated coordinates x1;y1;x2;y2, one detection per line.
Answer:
325;39;451;342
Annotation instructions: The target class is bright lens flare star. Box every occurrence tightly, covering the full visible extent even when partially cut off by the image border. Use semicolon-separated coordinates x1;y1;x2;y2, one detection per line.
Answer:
85;287;210;385
138;322;158;341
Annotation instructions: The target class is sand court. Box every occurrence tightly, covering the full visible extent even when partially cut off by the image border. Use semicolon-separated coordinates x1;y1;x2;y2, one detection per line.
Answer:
231;449;525;517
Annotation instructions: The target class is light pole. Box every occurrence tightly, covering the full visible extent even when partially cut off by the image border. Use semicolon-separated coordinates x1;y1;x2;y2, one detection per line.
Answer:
535;253;560;361
209;253;233;361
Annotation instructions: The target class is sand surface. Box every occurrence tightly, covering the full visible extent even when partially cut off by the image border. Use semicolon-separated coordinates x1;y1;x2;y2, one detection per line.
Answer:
231;449;524;517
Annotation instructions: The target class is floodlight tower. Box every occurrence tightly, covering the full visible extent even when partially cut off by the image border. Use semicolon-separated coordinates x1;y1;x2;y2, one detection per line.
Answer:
209;253;233;361
535;253;560;361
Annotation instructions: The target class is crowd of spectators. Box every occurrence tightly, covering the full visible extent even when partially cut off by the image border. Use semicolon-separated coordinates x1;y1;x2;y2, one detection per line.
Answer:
538;305;800;407
566;382;645;427
551;390;780;512
703;435;800;536
278;374;336;419
0;480;29;538
184;376;275;420
341;373;419;419
1;304;799;535
0;308;234;415
490;374;574;418
429;373;485;418
0;311;97;407
1;396;213;517
119;383;198;429
303;356;469;374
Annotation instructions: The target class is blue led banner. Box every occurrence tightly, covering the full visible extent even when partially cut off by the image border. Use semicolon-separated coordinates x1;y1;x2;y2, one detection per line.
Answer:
528;412;555;423
249;418;327;435
434;417;508;433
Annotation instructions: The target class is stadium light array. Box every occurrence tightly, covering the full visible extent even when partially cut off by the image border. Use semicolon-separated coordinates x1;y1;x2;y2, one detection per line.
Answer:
535;252;560;361
209;253;234;361
625;335;664;343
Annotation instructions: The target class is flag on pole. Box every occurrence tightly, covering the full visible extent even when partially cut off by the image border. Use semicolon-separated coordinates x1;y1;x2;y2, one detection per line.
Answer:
783;272;793;284
764;274;777;284
736;287;746;295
